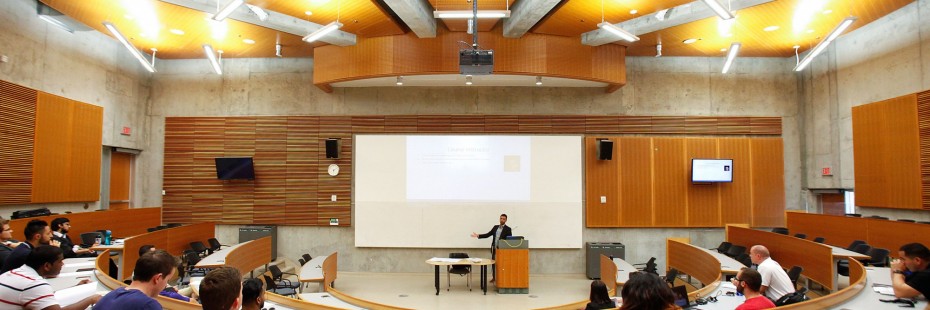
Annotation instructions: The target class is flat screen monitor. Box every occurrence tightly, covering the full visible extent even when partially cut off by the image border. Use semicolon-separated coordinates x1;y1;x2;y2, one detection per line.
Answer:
691;159;733;183
215;157;255;180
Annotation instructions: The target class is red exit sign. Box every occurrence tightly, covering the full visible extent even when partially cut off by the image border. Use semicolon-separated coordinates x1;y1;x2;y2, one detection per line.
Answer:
822;167;832;176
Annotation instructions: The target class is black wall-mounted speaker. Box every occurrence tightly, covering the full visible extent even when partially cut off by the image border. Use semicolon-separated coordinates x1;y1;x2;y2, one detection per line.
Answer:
597;139;613;160
325;138;339;159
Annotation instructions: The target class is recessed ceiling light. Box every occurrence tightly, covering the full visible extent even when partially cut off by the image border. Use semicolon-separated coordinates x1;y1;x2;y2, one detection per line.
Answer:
822;9;832;14
124;14;134;20
807;29;815;33
305;11;313;16
629;9;638;14
792;45;800;49
763;25;779;32
139;32;148;38
243;39;255;44
721;48;727;52
169;29;185;35
682;38;698;44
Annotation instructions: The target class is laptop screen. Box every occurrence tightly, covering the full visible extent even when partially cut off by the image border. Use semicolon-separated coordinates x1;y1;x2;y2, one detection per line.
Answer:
671;285;690;307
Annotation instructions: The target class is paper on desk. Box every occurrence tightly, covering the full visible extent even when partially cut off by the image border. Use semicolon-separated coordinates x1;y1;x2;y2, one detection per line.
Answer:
55;282;98;307
64;261;95;268
873;286;895;296
428;257;461;263
720;281;737;290
56;271;94;278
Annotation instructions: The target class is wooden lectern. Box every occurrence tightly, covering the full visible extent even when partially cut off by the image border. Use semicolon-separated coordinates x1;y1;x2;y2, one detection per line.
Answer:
496;239;529;293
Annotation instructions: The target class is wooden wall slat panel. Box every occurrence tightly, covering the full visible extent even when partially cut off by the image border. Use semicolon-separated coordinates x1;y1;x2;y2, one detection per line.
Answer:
719;138;752;225
619;137;653;226
68;102;103;201
585;137;620;227
653;138;688;226
0;80;36;205
917;90;930;209
750;138;785;227
686;139;721;227
853;94;923;209
165;115;781;226
31;93;102;203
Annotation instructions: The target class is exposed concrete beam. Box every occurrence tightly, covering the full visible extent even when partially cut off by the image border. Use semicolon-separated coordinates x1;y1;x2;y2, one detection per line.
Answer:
582;0;774;46
503;0;560;38
159;0;356;46
383;0;437;38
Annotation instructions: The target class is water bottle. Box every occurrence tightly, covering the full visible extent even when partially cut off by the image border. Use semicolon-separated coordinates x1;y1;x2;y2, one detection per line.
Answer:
104;230;112;245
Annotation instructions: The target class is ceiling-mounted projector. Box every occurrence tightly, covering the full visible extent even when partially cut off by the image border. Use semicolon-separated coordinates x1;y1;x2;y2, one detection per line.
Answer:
460;49;494;75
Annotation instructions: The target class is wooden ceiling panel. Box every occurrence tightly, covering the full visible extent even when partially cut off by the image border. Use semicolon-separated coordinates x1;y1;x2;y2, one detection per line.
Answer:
534;0;695;37
258;0;405;37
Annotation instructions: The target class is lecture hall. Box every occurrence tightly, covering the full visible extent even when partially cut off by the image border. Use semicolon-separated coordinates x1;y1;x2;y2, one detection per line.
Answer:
2;0;930;309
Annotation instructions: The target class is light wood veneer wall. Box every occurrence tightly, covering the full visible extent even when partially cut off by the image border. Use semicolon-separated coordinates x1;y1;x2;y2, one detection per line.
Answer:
163;115;781;227
0;79;103;205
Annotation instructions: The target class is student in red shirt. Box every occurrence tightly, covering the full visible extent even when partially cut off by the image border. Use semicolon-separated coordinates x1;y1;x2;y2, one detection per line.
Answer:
733;268;776;310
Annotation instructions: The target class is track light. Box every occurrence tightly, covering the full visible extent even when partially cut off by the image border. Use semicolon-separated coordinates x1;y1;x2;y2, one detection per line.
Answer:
396;76;403;86
245;4;268;21
535;76;542;86
303;21;343;43
656;44;662;57
102;22;156;73
597;22;639;42
275;43;282;57
721;42;740;74
203;44;223;75
465;75;473;85
433;10;511;18
700;0;735;20
794;17;857;72
212;0;245;21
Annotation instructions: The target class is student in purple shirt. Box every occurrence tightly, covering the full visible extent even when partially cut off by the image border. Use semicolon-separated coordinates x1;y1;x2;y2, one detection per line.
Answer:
95;250;181;309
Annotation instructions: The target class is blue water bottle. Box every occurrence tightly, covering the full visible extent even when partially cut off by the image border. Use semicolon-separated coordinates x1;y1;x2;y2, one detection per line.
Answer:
104;230;112;245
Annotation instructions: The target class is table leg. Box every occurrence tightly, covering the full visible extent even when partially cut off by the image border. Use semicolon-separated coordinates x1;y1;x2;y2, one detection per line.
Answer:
481;265;487;295
435;265;440;295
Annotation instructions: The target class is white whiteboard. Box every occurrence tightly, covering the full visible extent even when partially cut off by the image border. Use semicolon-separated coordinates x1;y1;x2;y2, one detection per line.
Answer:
354;135;583;248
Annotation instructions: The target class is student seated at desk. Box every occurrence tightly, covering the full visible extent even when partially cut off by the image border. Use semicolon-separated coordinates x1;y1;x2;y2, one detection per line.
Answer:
734;268;776;310
241;278;265;310
1;220;61;274
892;242;930;299
95;250;182;310
0;245;101;310
199;267;242;310
50;218;96;258
586;280;618;310
618;272;677;310
0;219;23;264
749;245;795;301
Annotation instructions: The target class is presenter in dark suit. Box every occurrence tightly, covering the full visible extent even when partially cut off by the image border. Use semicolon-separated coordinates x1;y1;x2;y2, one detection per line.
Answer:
471;214;512;282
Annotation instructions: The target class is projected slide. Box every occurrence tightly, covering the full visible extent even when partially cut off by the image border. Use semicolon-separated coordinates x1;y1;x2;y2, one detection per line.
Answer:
355;135;583;249
407;136;530;201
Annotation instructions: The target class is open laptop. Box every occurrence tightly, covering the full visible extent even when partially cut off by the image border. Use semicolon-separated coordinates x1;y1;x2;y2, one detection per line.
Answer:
672;285;699;308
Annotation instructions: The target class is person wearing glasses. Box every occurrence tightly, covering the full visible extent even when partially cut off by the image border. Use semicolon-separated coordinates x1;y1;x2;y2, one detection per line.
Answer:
0;219;21;265
891;242;930;299
733;267;776;310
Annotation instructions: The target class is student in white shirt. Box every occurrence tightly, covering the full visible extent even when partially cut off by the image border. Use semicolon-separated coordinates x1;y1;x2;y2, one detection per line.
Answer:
749;245;795;300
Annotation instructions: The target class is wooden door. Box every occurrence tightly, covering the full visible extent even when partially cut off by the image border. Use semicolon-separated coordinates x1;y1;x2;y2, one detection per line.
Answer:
109;152;132;210
820;193;845;216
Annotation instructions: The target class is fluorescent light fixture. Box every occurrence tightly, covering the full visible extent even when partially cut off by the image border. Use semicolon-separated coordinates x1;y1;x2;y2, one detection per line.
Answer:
38;15;74;33
721;42;741;74
794;16;856;72
433;10;511;18
212;0;244;21
275;43;282;57
396;76;403;86
535;76;542;86
654;9;671;21
102;22;155;73
303;21;343;43
203;44;223;75
465;75;473;85
245;4;268;21
700;0;735;20
597;22;639;42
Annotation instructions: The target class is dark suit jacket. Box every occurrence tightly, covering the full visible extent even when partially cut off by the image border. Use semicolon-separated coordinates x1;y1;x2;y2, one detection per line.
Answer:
53;234;79;258
477;225;512;249
1;242;33;274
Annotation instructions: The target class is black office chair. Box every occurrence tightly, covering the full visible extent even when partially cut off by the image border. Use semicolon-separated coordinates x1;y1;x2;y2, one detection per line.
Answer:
79;232;101;247
182;250;207;278
793;233;807;239
269;265;298;284
725;245;746;258
263;272;297;297
663;268;679;287
771;227;790;235
866;248;890;267
786;266;803;289
146;227;159;232
839;244;872;276
299;258;306;266
190;241;209;257
812;237;825;243
712;241;732;254
302;253;312;262
845;240;866;251
166;223;183;228
633;257;659;275
868;216;889;220
447;253;472;291
736;253;752;267
897;219;916;223
845;213;862;217
207;238;225;253
156;225;169;230
920;221;930;225
851;243;872;255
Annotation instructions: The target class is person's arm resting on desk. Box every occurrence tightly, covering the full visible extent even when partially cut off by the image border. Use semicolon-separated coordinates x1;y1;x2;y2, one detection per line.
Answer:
891;258;926;298
45;294;102;310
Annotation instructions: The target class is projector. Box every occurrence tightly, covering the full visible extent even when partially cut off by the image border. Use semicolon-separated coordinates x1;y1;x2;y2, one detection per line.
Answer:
459;49;494;75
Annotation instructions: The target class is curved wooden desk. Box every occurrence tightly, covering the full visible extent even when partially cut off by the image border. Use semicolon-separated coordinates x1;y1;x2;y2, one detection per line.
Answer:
666;238;722;299
787;211;930;256
726;224;836;290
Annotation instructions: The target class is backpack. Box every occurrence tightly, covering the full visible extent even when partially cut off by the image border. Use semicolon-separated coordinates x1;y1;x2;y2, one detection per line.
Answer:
774;288;810;306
